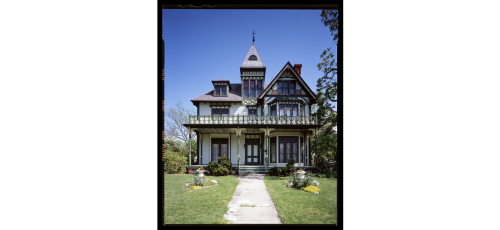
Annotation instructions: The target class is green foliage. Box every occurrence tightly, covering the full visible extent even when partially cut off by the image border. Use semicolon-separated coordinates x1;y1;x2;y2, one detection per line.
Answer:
313;9;339;173
320;9;339;44
282;158;297;176
206;156;232;176
164;149;188;174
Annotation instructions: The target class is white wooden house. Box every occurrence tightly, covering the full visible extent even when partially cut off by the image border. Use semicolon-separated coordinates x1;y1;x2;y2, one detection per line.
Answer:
184;38;322;175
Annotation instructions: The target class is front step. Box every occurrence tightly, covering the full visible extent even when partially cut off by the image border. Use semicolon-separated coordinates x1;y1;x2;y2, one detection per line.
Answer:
238;166;267;175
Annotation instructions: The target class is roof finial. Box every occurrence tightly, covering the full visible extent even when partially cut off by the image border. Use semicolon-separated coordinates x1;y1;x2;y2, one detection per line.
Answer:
252;29;256;43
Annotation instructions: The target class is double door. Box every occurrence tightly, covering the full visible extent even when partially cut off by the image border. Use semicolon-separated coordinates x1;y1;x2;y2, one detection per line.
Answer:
245;139;260;165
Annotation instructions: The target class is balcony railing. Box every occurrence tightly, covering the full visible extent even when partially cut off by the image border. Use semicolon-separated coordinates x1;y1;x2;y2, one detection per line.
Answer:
188;115;317;125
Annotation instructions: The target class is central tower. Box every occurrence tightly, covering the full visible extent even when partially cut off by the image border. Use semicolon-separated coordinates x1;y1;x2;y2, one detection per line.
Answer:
240;30;266;105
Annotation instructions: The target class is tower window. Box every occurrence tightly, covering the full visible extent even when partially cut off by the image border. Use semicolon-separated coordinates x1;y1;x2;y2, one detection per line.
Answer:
248;55;257;61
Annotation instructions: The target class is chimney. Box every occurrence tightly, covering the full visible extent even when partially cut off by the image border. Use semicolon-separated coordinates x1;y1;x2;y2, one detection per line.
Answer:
294;64;302;75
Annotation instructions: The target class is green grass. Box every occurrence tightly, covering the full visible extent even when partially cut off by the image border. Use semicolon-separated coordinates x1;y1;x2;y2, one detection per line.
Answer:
264;176;337;224
164;174;239;224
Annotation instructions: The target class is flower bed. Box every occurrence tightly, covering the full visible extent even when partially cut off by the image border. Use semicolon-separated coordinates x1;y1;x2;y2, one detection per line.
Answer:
186;176;218;191
284;174;320;194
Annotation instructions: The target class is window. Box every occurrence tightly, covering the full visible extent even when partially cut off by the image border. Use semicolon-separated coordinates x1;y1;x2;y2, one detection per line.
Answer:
270;105;277;116
278;137;298;163
211;138;228;162
249;55;257;60
277;81;296;95
214;85;227;96
213;108;229;121
270;137;276;163
250;80;255;97
248;108;257;116
279;104;284;116
243;80;249;97
292;104;298;121
257;80;262;96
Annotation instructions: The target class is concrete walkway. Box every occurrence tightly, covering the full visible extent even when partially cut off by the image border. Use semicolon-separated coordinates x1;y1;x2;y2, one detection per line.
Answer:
224;174;282;224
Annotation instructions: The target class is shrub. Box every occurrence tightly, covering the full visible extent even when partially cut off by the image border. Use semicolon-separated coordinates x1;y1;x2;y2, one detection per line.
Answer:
164;150;188;174
282;158;297;176
207;156;232;176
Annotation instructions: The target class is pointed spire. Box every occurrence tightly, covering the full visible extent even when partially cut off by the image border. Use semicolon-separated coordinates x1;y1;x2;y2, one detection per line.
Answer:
252;29;256;43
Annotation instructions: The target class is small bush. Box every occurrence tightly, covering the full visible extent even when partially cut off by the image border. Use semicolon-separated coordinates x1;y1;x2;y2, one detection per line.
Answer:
164;150;188;174
282;158;297;176
207;156;232;176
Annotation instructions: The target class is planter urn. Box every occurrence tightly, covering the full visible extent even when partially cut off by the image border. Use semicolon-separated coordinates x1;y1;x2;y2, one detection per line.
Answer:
197;170;205;177
297;171;306;179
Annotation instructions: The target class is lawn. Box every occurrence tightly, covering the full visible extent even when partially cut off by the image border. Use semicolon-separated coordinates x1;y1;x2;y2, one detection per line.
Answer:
264;176;337;224
164;174;239;224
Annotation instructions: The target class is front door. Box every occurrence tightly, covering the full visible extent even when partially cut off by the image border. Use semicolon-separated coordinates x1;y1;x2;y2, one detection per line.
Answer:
245;139;260;165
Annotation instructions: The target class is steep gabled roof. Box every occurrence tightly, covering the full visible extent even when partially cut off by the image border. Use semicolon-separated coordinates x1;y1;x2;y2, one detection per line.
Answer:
241;43;265;68
258;62;317;101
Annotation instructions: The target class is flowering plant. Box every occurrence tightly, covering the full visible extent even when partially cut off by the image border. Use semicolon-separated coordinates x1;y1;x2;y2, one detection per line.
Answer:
198;167;204;171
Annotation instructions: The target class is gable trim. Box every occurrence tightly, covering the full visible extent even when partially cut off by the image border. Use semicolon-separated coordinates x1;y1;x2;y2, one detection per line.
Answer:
258;62;317;100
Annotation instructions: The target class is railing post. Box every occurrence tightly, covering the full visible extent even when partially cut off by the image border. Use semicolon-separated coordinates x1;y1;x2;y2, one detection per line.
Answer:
237;114;239;124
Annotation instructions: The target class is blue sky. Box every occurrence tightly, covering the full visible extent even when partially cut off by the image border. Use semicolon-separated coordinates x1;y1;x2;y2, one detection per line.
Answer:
163;9;337;113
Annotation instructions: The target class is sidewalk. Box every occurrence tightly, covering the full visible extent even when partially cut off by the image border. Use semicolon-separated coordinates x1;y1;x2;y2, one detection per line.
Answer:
224;174;282;224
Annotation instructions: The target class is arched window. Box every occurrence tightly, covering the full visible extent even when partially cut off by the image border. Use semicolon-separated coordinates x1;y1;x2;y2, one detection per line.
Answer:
248;55;257;61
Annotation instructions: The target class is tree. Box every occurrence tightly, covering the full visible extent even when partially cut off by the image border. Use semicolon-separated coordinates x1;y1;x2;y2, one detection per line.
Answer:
164;101;196;142
312;9;339;173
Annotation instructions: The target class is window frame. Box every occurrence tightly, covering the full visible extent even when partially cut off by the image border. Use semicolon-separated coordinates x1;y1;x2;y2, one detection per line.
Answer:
211;138;229;162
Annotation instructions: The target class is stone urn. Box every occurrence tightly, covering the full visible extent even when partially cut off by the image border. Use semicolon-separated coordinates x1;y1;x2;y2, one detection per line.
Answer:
197;170;205;177
297;171;306;179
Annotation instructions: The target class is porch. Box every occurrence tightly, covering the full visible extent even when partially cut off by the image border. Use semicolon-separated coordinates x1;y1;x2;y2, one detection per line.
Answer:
184;122;322;176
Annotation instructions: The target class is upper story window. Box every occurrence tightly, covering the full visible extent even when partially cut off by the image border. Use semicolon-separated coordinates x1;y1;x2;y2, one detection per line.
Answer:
248;108;257;116
257;80;262;96
248;55;257;61
250;81;255;97
243;80;249;97
271;105;277;116
277;81;296;95
214;85;227;96
243;79;263;98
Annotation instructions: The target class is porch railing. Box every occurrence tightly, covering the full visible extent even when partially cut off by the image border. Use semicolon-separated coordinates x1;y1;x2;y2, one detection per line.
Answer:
188;115;317;125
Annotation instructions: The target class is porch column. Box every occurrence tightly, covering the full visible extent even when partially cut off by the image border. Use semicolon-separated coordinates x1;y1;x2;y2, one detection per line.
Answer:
309;128;318;166
188;127;197;166
188;127;191;166
259;127;274;171
305;132;310;166
231;127;245;176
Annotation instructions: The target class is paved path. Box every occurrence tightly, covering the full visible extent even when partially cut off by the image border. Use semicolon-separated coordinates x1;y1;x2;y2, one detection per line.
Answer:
224;174;282;224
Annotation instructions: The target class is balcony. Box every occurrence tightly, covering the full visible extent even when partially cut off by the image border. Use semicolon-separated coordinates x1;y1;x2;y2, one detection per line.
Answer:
188;115;317;125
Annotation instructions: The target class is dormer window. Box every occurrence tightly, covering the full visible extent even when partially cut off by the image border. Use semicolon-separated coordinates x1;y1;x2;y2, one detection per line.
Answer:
248;55;257;61
212;79;230;97
214;85;227;96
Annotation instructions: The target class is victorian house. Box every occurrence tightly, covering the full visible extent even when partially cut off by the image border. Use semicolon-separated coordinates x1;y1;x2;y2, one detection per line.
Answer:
184;37;322;175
